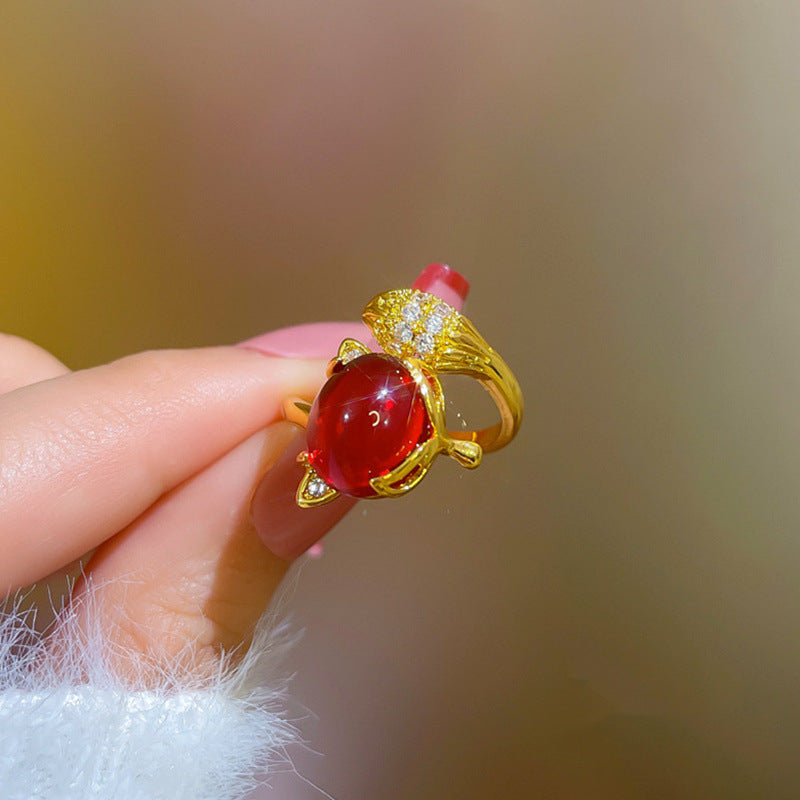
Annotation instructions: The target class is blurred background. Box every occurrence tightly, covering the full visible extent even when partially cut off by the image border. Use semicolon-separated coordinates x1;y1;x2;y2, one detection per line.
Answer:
3;2;800;797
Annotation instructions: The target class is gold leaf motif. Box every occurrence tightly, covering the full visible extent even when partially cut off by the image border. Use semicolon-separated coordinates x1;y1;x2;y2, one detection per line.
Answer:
362;289;460;368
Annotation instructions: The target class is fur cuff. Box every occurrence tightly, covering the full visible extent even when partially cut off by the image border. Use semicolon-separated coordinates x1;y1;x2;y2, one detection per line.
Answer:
0;585;298;800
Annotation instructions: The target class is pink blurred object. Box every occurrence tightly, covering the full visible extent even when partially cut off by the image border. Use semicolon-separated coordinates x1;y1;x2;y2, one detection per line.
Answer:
412;263;470;308
238;321;368;359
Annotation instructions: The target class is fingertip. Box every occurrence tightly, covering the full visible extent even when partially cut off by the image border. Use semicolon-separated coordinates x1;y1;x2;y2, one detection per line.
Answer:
0;333;70;393
238;322;374;359
412;263;470;310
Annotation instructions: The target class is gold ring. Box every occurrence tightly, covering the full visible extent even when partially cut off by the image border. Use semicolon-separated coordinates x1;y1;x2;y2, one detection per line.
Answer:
284;287;523;507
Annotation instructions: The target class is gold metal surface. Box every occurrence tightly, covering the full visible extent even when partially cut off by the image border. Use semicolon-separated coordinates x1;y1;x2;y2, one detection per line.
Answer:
283;398;312;428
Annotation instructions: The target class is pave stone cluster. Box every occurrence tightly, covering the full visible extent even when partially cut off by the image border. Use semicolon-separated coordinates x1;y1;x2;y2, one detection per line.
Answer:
370;289;458;366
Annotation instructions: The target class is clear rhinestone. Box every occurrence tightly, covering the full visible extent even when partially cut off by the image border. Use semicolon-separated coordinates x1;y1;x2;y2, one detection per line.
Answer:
425;315;444;335
415;332;435;355
394;322;413;344
307;477;328;498
402;303;422;324
432;301;452;319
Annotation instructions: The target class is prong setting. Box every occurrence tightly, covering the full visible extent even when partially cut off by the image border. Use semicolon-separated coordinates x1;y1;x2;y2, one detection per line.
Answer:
296;452;339;508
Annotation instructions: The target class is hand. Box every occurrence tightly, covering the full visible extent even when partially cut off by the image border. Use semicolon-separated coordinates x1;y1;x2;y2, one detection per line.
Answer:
0;266;467;681
0;323;362;679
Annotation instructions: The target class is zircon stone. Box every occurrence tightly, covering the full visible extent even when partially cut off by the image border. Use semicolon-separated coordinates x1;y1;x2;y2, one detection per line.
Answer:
394;322;413;344
341;348;362;364
432;301;452;319
402;303;422;324
415;333;435;355
307;477;328;497
425;315;444;335
306;353;432;498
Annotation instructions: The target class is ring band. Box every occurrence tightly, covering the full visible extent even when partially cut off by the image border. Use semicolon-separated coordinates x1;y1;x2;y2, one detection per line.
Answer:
284;286;523;507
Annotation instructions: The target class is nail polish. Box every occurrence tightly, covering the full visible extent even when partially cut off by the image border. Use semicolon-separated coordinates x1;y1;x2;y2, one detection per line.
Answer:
412;263;470;308
237;321;372;359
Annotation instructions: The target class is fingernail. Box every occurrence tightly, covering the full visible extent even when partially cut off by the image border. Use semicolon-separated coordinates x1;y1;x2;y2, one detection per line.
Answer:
238;321;373;359
251;431;356;560
412;263;470;308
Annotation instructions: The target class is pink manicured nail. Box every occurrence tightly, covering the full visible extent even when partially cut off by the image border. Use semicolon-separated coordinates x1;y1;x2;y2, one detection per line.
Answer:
250;265;470;560
238;321;372;358
412;263;470;308
250;431;356;560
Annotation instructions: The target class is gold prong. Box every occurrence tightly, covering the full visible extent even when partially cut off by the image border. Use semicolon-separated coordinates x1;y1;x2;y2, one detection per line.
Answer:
369;437;441;497
402;359;483;470
283;397;312;428
297;459;339;508
327;338;371;376
337;338;370;360
403;358;448;439
447;439;483;469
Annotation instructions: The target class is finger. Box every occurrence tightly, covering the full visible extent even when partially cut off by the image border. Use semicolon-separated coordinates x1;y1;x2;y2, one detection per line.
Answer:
0;335;80;619
250;430;356;560
0;333;70;394
410;261;470;307
239;320;376;356
70;427;354;681
0;343;339;592
69;423;300;677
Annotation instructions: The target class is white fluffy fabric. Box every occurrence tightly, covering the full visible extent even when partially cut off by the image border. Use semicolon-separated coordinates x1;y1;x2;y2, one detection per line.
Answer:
0;581;299;800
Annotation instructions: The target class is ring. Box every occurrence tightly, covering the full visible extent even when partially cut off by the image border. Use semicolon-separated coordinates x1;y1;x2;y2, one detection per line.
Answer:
283;286;523;507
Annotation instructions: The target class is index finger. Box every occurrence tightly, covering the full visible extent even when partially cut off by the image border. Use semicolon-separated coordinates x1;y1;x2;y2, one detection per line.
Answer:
0;345;330;592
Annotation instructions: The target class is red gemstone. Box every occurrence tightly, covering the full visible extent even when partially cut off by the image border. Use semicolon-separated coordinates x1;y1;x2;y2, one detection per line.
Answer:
306;353;432;498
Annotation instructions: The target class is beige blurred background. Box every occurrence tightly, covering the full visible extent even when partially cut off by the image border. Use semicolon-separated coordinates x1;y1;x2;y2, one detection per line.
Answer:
3;2;800;798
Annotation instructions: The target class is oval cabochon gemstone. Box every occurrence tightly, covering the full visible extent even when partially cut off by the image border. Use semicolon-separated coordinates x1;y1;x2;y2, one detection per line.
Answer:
307;353;432;497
